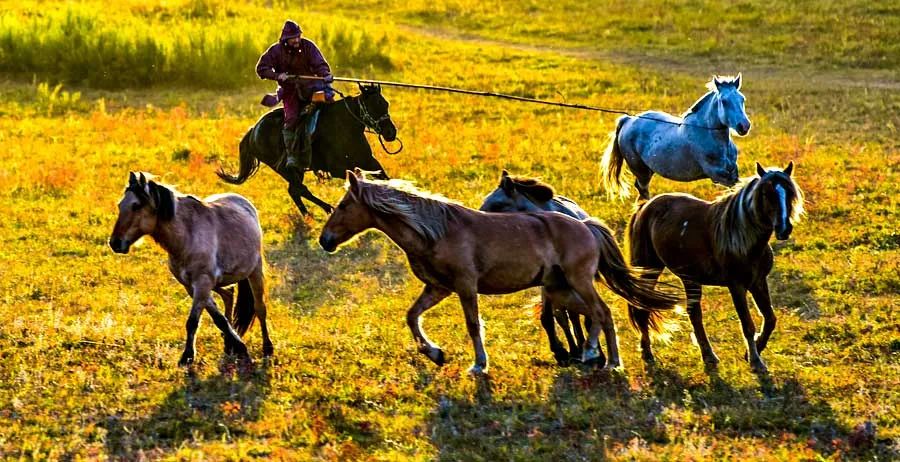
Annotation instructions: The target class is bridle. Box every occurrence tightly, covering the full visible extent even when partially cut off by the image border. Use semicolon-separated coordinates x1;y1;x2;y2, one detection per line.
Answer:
332;86;403;155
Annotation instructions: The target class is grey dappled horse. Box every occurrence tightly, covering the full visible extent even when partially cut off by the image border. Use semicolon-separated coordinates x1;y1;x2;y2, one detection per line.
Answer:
601;74;751;200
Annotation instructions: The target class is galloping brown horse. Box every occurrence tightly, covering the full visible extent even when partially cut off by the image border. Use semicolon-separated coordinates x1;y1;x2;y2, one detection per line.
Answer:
319;171;678;373
109;172;273;366
627;162;804;372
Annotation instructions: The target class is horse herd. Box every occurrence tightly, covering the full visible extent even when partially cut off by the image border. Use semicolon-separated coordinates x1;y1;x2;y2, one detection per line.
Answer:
109;74;805;375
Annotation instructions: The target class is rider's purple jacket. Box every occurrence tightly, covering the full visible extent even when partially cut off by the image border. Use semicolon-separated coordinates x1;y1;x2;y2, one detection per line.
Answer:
256;23;332;105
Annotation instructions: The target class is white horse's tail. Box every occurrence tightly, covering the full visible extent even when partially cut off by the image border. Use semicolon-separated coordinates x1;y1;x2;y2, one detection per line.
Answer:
600;116;631;198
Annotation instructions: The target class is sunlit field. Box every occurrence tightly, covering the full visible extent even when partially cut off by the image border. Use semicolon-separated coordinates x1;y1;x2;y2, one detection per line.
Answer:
0;0;897;459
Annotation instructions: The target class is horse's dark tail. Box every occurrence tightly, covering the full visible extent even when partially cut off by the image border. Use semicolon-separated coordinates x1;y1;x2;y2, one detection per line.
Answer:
231;278;256;336
623;201;666;333
217;130;260;185
600;116;631;198
583;218;678;328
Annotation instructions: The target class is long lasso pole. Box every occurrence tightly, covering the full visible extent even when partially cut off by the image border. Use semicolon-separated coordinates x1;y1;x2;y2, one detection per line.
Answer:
293;75;725;131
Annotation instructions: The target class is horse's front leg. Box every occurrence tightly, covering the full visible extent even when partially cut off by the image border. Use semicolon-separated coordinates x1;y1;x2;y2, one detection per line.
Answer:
179;277;214;367
539;290;569;365
406;285;451;366
729;284;766;373
457;288;488;374
288;172;333;214
571;278;620;368
749;279;777;355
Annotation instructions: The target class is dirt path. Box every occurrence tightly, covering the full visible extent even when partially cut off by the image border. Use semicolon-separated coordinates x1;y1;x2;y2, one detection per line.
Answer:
401;25;900;91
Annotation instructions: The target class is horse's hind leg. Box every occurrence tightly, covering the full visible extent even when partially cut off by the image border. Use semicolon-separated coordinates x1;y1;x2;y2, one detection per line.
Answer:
407;285;451;366
629;269;662;364
634;173;653;201
248;264;274;357
539;290;570;365
569;278;620;368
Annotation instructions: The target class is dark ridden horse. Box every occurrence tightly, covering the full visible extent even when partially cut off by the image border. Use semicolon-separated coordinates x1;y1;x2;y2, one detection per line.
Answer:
319;171;678;373
109;172;273;366
217;84;397;215
479;170;594;364
627;162;803;373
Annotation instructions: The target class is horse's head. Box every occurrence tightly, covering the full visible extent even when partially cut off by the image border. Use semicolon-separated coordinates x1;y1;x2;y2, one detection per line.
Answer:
479;170;545;213
358;83;397;141
751;161;803;240
109;172;174;254
319;169;375;252
712;73;751;136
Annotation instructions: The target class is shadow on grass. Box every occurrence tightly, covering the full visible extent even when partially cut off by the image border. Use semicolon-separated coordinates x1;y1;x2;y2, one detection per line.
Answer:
266;226;410;317
426;363;896;460
104;360;272;459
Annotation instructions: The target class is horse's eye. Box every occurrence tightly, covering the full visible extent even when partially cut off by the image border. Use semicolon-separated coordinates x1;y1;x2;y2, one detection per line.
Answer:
338;201;349;210
131;203;142;211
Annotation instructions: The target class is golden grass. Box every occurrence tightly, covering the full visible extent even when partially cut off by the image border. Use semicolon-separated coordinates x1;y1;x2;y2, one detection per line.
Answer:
0;2;897;460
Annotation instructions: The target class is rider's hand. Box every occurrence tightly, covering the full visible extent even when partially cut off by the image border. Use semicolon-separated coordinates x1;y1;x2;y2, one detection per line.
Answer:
276;72;289;83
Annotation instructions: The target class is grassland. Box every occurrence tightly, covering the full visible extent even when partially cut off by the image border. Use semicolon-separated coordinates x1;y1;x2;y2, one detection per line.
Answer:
0;0;897;460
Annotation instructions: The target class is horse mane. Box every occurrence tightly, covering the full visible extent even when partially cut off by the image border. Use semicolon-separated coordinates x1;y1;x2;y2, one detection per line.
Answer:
126;175;177;222
681;91;715;118
356;179;459;242
709;172;804;258
508;175;556;202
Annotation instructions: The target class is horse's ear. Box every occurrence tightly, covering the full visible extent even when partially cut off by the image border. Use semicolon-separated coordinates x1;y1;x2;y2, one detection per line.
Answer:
128;171;138;186
138;172;147;186
756;162;766;177
500;174;514;192
713;75;722;92
358;82;364;93
735;72;742;90
347;170;360;196
784;161;794;177
501;169;509;178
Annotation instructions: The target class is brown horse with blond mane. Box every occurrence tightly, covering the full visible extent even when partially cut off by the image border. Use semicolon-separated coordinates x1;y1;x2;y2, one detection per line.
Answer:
319;170;678;373
109;172;273;366
627;162;803;373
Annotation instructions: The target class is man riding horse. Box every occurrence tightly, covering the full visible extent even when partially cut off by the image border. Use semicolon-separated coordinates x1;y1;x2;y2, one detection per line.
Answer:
256;20;335;173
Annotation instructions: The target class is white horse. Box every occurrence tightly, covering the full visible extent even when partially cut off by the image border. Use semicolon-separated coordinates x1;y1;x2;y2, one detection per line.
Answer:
601;74;751;199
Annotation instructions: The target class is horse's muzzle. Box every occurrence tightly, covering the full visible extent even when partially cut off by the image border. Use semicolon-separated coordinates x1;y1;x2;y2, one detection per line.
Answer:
736;122;751;136
319;232;338;252
775;223;793;241
109;237;131;254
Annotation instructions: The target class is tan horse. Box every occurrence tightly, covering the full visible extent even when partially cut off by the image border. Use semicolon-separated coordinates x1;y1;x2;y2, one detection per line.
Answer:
109;172;273;366
627;162;803;373
319;171;678;373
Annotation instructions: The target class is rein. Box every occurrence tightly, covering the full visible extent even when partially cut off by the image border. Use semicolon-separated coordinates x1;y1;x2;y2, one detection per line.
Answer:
331;87;404;155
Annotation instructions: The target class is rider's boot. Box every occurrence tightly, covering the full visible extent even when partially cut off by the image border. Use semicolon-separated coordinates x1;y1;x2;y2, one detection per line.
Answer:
282;127;300;171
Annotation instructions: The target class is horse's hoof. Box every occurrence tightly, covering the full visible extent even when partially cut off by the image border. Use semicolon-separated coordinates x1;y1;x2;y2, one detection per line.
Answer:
468;364;488;375
553;349;570;366
750;358;768;374
603;359;623;371
178;353;194;367
427;349;446;366
263;343;274;357
581;347;603;364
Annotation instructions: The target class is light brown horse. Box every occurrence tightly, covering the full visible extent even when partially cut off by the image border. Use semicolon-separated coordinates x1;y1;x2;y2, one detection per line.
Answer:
319;171;678;373
109;172;273;366
627;162;804;373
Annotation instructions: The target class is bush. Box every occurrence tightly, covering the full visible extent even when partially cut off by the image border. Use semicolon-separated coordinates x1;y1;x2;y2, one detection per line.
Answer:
0;7;394;89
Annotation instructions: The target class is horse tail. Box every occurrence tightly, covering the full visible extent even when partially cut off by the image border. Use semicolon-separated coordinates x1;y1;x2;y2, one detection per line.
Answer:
624;201;666;333
217;129;260;185
231;278;256;336
600;116;631;198
583;218;678;321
